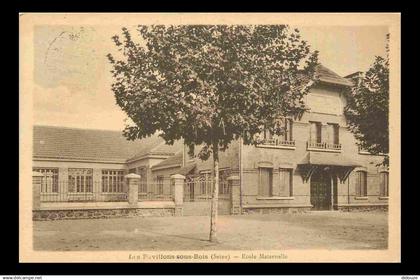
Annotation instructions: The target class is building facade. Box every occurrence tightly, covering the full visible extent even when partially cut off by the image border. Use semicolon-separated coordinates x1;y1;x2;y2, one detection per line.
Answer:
152;65;389;213
32;65;389;217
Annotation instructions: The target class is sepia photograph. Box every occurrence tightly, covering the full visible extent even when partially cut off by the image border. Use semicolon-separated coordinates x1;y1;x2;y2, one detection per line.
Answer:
19;13;401;263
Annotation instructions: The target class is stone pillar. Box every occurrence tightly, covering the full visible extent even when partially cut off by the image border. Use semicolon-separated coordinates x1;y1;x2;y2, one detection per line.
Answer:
171;174;185;216
59;167;68;201
125;173;141;207
228;175;241;215
33;171;44;210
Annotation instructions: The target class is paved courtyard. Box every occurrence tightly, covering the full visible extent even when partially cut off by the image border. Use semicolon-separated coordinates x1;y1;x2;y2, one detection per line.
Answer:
33;211;388;251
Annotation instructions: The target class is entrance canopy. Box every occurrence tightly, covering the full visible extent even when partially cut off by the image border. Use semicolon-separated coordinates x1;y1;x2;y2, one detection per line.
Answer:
298;152;361;183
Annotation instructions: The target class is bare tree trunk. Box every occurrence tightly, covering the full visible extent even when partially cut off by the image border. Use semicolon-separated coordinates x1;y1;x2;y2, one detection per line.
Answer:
209;140;219;242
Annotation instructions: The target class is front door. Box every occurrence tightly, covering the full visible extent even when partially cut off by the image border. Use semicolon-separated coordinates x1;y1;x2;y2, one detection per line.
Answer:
310;168;331;210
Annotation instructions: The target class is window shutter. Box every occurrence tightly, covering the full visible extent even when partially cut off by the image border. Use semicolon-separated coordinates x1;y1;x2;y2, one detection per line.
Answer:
279;169;291;197
334;125;340;144
380;172;389;197
355;172;361;196
259;168;272;197
316;123;322;143
310;122;317;142
289;120;293;141
363;172;367;196
326;124;331;144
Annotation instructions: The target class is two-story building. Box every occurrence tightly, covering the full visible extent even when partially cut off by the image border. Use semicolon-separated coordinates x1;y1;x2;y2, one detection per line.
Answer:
150;65;389;213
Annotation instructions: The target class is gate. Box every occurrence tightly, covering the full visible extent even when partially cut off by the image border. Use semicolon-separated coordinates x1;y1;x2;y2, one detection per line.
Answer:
183;172;232;215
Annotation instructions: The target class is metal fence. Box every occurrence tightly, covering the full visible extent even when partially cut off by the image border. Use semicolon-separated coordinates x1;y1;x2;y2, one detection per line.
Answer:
38;179;174;203
138;178;174;201
183;176;230;202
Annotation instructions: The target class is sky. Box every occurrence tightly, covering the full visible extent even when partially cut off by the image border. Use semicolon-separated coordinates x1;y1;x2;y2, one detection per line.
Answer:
33;25;388;131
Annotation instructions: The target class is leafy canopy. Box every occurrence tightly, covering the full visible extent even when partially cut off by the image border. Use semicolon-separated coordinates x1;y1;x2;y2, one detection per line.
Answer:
345;38;389;164
108;25;319;160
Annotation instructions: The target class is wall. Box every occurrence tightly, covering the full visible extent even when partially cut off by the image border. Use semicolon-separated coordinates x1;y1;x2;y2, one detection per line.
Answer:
33;159;127;195
33;207;175;221
239;84;388;211
240;126;312;208
152;166;181;177
183;199;232;216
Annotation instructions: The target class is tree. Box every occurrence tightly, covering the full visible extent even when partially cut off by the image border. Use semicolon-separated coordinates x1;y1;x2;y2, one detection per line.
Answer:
107;25;319;242
344;35;389;165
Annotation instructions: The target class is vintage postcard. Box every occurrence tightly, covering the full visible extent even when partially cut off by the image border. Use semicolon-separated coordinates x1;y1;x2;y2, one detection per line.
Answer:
19;13;401;263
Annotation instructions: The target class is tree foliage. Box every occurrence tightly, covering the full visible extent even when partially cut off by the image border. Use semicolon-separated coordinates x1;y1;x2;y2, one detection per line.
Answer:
344;37;389;165
107;25;319;160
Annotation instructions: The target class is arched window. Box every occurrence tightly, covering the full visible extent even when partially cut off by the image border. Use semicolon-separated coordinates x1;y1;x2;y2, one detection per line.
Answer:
356;171;367;197
379;172;389;197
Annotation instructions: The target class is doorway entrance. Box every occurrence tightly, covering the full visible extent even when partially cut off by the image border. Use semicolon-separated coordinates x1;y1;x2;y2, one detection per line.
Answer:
310;168;332;210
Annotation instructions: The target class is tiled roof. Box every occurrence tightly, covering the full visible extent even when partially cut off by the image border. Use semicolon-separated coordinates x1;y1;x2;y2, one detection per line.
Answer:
33;125;180;162
177;163;196;175
316;64;354;87
151;152;183;169
128;139;183;162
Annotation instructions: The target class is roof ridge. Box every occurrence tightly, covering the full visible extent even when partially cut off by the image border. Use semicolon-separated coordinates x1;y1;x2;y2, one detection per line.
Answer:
150;140;168;152
33;124;125;133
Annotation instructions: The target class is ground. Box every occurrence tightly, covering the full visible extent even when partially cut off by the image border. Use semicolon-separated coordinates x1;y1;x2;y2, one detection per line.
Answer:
33;211;388;251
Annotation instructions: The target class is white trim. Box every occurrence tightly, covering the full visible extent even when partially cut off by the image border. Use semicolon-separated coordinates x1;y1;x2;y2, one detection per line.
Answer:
379;196;389;200
354;196;369;200
243;204;311;208
257;144;296;150
307;147;341;153
256;196;295;200
336;203;388;207
33;157;126;164
151;164;182;171
126;154;171;163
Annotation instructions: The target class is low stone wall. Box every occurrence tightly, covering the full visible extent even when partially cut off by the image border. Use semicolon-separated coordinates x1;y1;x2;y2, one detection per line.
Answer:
33;207;175;221
337;204;388;212
183;200;232;216
242;205;312;215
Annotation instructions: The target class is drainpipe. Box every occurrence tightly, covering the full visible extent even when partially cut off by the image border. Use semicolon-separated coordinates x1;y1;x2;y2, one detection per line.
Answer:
182;138;186;167
239;137;243;213
331;174;334;210
347;176;350;205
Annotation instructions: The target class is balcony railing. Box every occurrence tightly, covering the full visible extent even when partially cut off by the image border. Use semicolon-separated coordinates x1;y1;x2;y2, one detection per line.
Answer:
260;138;296;147
307;141;342;151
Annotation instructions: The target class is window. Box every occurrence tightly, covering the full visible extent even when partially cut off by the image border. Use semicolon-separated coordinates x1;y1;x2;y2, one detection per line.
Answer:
199;172;212;196
260;119;295;147
156;175;164;195
33;168;59;193
379;172;389;197
355;171;367;197
219;169;231;195
137;167;147;193
258;168;273;197
102;170;124;193
278;169;293;197
282;119;293;142
310;122;322;143
329;123;340;145
68;168;93;193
